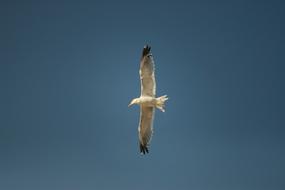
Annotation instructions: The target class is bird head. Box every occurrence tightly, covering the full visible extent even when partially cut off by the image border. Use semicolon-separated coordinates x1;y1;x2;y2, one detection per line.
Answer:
128;98;139;107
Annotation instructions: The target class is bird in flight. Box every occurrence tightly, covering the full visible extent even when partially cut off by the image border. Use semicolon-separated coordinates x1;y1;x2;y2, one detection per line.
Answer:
128;45;168;155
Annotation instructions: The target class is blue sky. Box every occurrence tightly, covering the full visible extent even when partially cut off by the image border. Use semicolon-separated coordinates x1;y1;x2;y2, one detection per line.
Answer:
0;1;284;190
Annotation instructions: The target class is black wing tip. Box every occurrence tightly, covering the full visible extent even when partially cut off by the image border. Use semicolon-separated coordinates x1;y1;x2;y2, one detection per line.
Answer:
142;44;151;57
140;143;149;155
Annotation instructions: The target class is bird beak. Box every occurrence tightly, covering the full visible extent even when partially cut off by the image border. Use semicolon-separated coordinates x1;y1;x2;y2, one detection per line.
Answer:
128;103;132;107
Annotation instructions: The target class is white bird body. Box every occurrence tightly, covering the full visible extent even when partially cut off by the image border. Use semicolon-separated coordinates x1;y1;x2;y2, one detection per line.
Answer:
129;45;168;154
131;96;168;110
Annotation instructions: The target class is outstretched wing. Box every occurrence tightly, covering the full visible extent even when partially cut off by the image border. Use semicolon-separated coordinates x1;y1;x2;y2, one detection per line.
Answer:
138;106;155;154
140;45;156;97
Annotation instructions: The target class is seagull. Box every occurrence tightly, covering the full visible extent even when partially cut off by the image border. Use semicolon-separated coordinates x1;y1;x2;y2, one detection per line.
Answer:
128;45;168;154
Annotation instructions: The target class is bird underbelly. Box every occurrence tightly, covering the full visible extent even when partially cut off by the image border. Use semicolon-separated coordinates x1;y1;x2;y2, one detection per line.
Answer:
140;96;156;107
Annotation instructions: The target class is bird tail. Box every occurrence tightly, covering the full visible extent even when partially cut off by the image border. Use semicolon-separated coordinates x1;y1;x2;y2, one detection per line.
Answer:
156;95;168;112
140;143;149;155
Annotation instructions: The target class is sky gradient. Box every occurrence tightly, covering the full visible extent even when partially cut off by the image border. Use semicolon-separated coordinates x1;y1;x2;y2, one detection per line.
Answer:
1;1;285;190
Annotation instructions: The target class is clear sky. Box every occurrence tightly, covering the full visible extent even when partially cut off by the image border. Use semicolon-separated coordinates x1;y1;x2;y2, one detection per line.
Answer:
0;1;284;190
